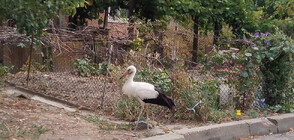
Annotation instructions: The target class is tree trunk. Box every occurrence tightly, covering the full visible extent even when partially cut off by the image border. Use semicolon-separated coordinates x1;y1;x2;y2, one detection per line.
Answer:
191;15;199;66
26;34;34;86
128;0;136;40
213;20;222;45
103;7;109;29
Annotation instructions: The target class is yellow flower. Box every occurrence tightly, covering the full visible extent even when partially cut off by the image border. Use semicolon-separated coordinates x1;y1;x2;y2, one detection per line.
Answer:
137;38;142;42
237;110;241;116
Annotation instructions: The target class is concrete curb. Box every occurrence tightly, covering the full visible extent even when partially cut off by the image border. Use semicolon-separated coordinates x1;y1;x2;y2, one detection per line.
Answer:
140;113;294;140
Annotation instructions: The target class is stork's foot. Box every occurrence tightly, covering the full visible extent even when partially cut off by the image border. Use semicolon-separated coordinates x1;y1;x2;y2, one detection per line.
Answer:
133;121;152;131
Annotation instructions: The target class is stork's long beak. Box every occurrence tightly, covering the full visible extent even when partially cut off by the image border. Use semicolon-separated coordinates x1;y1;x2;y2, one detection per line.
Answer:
119;71;128;79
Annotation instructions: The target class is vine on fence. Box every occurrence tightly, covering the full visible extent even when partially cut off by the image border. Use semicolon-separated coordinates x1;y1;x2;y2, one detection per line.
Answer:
240;30;294;108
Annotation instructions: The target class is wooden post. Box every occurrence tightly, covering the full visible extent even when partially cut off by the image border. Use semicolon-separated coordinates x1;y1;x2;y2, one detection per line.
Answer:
171;21;178;100
26;34;34;86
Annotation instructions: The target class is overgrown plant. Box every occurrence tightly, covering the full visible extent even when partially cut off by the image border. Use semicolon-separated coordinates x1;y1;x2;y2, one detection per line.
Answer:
240;31;294;107
0;64;11;86
74;58;107;77
130;38;144;52
172;69;226;121
115;96;141;121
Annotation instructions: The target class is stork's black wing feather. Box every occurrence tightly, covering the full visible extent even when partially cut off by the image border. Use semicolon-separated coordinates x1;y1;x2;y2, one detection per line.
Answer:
142;87;175;110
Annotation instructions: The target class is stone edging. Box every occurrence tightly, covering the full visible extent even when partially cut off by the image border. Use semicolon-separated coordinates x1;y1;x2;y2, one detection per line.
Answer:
140;113;294;140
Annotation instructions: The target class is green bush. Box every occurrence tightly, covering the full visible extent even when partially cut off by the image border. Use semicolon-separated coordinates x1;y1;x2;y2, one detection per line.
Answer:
74;58;107;77
247;109;259;118
115;96;141;121
172;69;223;121
0;64;11;77
135;67;171;94
0;64;11;86
269;104;294;113
240;31;294;106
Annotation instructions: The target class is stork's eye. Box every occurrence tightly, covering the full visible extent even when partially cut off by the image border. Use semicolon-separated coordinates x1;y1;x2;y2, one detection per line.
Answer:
127;69;132;74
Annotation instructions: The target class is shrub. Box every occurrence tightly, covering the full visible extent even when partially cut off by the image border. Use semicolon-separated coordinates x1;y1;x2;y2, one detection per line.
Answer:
0;64;11;77
130;38;144;52
115;96;141;121
240;31;294;106
172;69;223;121
0;64;11;86
74;58;107;77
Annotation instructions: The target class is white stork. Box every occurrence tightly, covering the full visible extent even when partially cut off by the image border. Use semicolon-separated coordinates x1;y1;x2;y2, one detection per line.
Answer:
120;65;175;130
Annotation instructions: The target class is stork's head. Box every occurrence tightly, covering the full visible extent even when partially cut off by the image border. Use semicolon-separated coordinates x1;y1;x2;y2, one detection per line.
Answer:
120;65;137;79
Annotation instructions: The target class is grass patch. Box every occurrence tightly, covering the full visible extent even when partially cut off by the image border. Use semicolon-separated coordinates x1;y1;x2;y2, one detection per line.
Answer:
0;122;10;140
85;115;133;131
207;109;237;123
32;125;49;139
0;122;49;139
18;125;49;139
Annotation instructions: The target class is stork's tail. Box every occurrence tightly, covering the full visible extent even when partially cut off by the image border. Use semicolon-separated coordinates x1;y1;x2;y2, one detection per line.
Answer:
143;87;175;110
161;93;175;110
159;93;176;122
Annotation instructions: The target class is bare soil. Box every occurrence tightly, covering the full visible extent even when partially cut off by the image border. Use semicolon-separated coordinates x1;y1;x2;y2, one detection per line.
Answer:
0;89;144;140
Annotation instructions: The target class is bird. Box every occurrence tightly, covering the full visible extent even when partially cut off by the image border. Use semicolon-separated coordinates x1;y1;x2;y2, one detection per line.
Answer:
120;65;175;130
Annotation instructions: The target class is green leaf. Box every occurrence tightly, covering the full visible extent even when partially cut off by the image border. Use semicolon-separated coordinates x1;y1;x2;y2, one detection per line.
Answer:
80;2;85;7
257;71;263;77
240;87;246;92
241;71;249;78
245;53;252;57
17;42;26;48
291;45;294;53
254;54;262;63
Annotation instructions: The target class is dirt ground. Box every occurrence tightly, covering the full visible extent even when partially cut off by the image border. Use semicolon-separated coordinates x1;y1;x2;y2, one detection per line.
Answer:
0;89;148;140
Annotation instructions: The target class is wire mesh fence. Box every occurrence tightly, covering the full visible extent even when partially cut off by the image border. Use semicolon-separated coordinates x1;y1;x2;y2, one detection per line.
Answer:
5;45;119;110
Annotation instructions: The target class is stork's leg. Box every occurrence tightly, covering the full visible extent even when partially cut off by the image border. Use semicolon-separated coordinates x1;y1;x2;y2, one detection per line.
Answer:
146;105;149;130
135;103;144;131
170;108;175;123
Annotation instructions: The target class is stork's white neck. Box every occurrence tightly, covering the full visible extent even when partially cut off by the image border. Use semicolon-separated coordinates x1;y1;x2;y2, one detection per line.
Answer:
126;71;136;83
